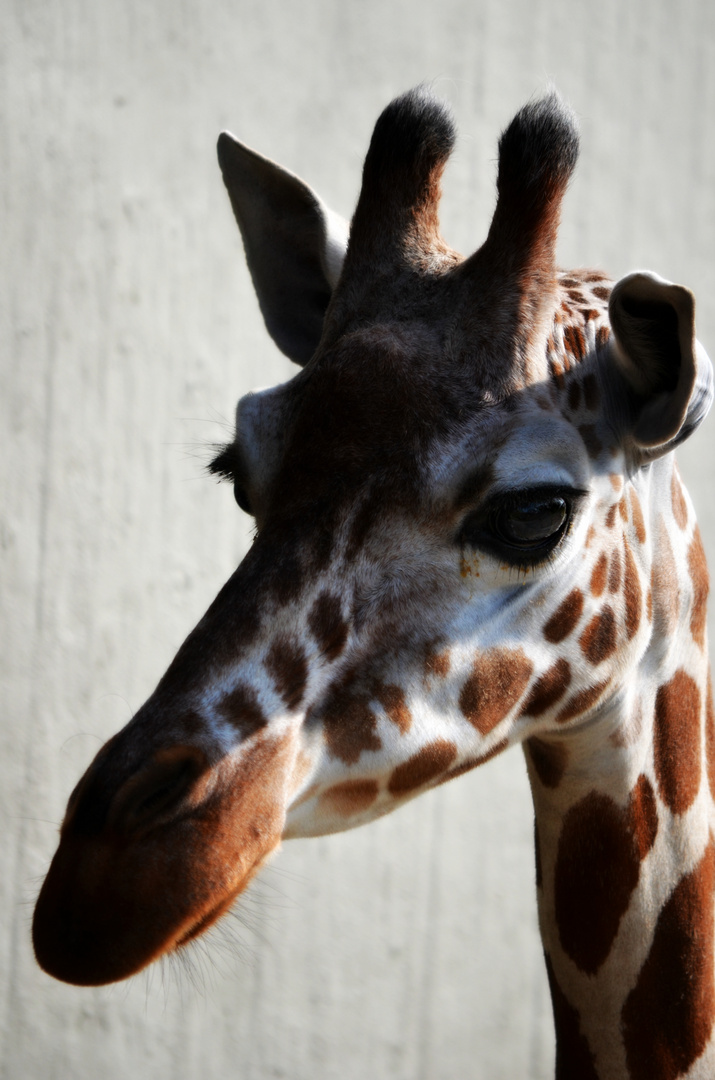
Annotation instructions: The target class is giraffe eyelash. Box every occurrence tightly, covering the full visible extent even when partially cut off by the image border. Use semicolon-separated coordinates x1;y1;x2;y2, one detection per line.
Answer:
208;444;253;514
208;444;239;483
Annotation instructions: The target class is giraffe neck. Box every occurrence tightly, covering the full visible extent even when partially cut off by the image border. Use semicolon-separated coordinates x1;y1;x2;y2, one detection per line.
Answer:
526;460;715;1079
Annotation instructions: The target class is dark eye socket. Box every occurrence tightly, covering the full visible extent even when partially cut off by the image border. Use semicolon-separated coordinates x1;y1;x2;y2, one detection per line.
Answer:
460;488;578;564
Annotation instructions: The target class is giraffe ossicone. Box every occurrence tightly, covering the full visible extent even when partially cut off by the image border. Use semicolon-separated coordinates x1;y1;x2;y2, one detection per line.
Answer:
33;88;715;1079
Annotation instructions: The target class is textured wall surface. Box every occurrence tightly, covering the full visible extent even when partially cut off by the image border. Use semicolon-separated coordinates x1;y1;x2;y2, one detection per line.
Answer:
2;2;714;1078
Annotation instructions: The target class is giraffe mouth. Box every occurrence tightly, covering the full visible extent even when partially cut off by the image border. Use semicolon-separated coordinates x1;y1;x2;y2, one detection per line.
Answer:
33;735;293;985
32;827;276;985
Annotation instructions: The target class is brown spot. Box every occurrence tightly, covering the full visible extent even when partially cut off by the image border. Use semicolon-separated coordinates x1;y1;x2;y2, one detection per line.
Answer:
579;606;617;664
593;286;611;301
609;473;622;492
653;670;702;815
424;648;450;679
526;737;568;788
556;679;611;724
177;709;208;737
308;591;348;661
567;380;581;412
618;494;629;522
438;738;508;784
585;525;596;548
218;683;267;740
564;325;587;361
544;957;600;1080
605;504;618;528
552;368;566;392
561;327;574;354
268;548;305;607
265;637;308;711
459;649;533;734
578;424;603;459
627;775;658;860
622;842;715;1080
629;489;646;544
582;373;600;410
319;673;382;765
388;740;457;796
544;589;584;644
671;468;689;530
707;674;715;803
376;684;412;734
320;779;379;816
590;553;608;597
596;324;611;349
647;588;653;621
688;525;709;649
608;546;623;592
623;541;642;639
555;791;641;974
521;659;571;717
651;516;678;636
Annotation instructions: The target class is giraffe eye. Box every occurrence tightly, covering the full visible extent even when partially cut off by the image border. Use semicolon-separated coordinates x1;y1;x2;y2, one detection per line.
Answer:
233;484;252;514
460;488;579;564
492;496;569;548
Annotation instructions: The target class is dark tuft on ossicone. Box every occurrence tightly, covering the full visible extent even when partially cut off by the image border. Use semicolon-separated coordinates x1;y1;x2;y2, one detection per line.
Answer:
496;92;579;207
362;86;456;189
340;86;457;280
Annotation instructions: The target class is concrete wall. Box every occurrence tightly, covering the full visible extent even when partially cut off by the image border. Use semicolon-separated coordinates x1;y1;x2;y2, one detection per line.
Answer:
2;2;714;1077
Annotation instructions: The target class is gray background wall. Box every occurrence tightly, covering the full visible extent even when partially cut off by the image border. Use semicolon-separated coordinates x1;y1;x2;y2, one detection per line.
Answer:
2;2;714;1078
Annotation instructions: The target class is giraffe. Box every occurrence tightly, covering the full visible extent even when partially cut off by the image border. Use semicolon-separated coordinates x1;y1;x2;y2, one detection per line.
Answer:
32;88;715;1079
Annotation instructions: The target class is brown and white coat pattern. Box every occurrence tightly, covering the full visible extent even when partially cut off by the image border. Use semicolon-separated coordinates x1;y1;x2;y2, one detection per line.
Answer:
33;90;715;1080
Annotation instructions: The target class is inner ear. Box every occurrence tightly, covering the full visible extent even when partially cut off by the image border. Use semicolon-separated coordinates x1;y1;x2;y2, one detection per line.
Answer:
612;294;680;394
608;271;712;454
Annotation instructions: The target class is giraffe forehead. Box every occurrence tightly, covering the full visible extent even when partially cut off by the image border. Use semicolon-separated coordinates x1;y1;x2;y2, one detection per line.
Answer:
237;319;546;460
234;289;613;511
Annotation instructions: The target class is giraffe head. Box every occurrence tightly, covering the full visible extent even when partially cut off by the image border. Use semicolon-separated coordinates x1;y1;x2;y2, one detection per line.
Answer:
33;89;712;986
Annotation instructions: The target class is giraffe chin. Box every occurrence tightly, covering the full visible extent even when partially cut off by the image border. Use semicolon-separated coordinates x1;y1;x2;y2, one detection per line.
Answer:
32;736;291;986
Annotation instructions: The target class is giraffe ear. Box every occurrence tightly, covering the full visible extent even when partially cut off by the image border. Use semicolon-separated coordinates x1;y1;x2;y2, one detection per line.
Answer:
217;133;349;366
608;271;713;459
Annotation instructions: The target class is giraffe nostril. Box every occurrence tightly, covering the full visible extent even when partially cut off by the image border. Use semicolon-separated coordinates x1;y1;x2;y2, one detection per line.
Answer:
110;747;209;835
